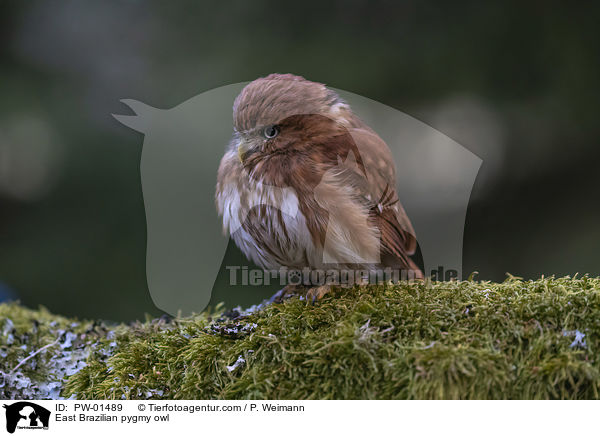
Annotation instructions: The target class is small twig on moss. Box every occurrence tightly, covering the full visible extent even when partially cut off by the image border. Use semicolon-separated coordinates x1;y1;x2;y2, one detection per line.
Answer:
10;336;61;374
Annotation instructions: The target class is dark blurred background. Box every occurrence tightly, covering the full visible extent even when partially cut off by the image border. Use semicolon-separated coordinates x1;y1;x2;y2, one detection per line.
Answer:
1;1;599;321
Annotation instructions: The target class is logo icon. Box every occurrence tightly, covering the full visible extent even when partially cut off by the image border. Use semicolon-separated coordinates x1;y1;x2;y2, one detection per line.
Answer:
113;82;481;316
3;402;50;434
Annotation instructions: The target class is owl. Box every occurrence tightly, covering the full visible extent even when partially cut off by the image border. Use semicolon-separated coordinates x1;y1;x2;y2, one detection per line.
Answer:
216;74;422;301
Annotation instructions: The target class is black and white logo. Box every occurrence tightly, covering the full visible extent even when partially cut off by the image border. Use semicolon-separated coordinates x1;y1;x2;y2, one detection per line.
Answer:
3;402;50;434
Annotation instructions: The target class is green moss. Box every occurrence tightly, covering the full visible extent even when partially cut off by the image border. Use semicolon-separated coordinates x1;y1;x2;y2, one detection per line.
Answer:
4;276;600;399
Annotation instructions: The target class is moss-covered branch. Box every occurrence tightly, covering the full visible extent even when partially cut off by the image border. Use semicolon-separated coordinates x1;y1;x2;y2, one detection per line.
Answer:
2;276;600;399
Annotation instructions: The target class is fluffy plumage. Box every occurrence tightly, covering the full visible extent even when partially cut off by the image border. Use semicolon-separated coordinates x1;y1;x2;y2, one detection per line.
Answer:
216;74;422;286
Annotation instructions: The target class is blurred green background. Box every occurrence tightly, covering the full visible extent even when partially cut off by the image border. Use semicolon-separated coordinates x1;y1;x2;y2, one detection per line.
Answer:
1;1;599;321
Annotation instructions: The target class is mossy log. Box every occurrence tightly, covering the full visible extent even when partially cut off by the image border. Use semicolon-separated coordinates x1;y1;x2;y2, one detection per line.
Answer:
1;276;600;400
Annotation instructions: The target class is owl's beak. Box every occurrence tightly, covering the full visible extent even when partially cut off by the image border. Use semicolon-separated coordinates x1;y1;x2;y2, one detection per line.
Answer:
237;140;256;163
237;143;247;163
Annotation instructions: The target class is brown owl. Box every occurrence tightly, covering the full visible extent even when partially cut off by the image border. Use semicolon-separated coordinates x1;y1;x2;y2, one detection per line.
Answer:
216;74;422;302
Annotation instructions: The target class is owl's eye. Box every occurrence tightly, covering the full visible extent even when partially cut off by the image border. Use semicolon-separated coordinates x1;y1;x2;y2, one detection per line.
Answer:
263;125;279;139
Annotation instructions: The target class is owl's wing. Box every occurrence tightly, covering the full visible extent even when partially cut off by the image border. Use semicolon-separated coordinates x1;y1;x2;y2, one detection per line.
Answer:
339;126;420;271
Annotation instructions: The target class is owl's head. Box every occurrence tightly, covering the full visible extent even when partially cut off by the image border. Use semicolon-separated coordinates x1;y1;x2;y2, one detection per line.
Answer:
231;74;357;177
233;74;344;130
